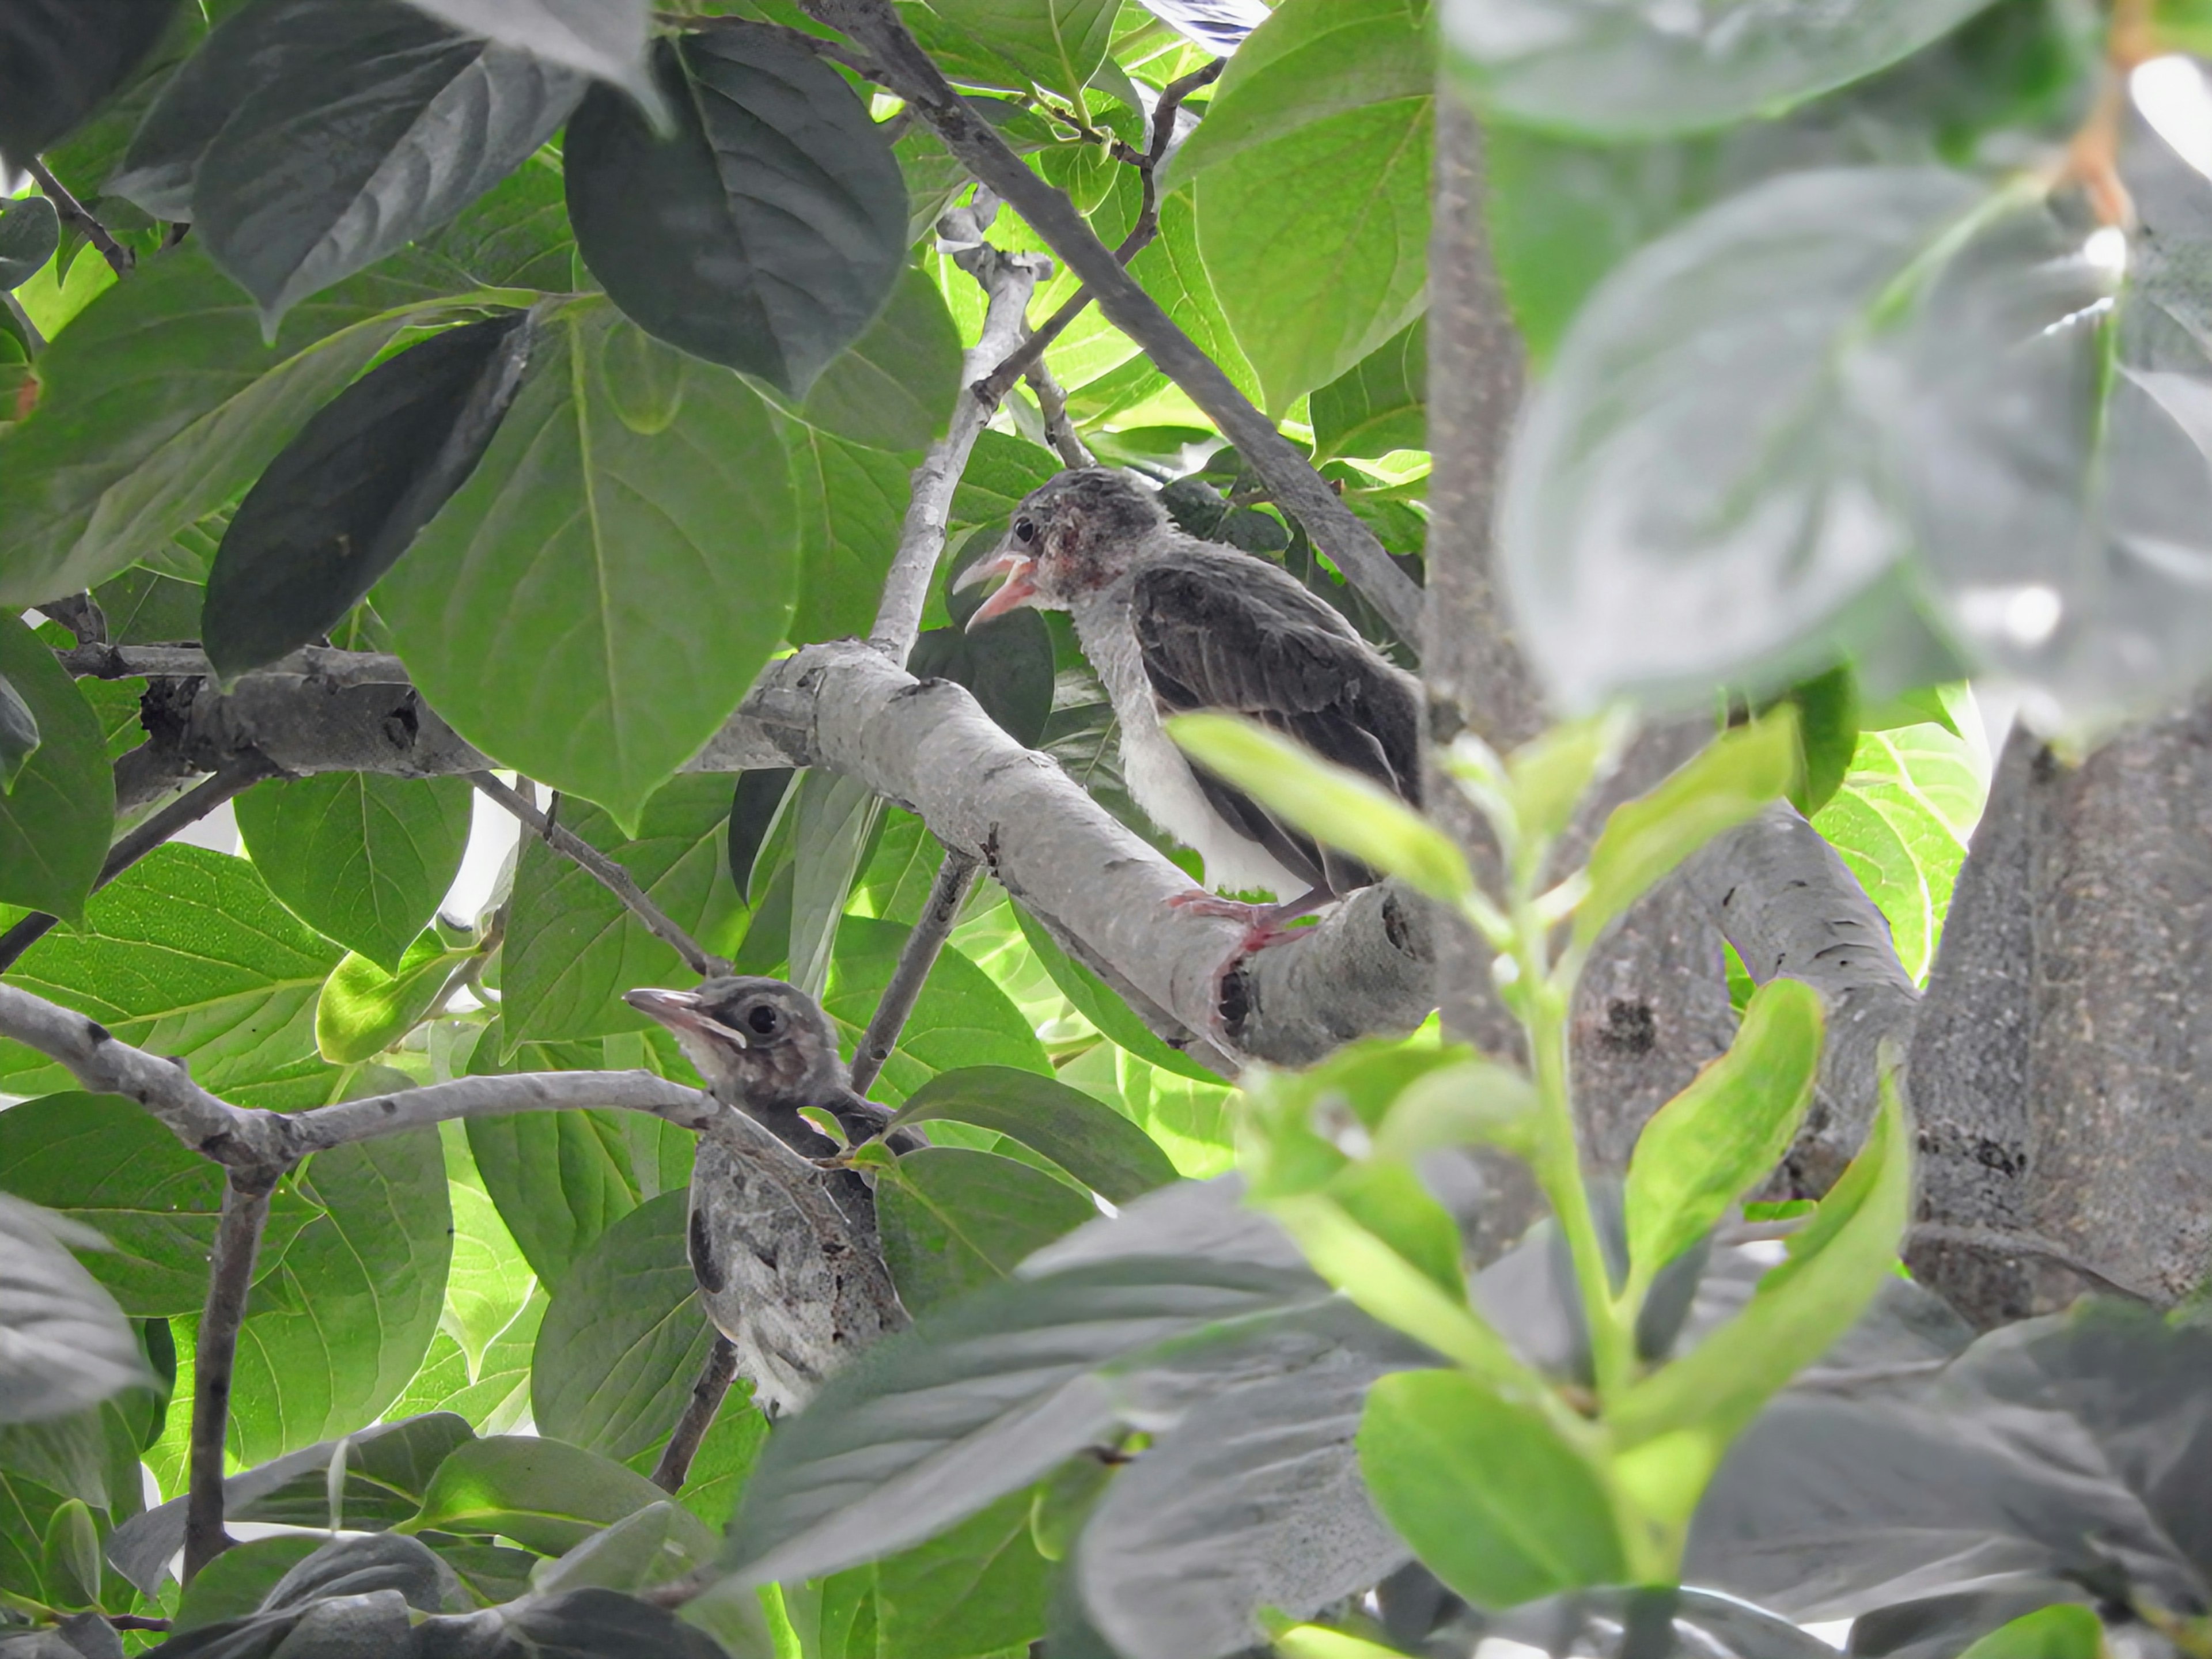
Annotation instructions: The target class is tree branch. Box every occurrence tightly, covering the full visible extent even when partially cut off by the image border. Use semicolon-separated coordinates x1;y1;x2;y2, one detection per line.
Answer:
650;1338;740;1493
184;1169;277;1582
286;1067;725;1153
466;772;729;979
0;756;278;974
1028;362;1093;469
22;158;133;279
798;0;1425;642
851;850;980;1093
868;196;1050;665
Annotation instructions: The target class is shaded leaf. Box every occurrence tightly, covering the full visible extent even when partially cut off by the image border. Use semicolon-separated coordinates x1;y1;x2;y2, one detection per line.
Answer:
402;1434;676;1556
0;1197;148;1426
172;1536;325;1632
204;312;535;680
1311;318;1425;463
0;0;181;165
823;915;1051;1107
395;0;665;122
0;615;109;921
908;614;1056;749
798;262;964;453
892;1066;1178;1202
878;1147;1099;1313
873;1488;1055;1659
0;197;58;293
1012;904;1223;1083
785;426;911;645
789;768;884;1002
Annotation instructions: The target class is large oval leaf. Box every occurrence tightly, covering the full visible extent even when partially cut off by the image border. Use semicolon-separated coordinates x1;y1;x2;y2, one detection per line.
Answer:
393;0;664;122
565;21;907;396
878;1147;1099;1314
0;0;181;165
377;301;797;827
0;1196;150;1426
0;613;111;923
891;1067;1178;1203
930;0;1118;104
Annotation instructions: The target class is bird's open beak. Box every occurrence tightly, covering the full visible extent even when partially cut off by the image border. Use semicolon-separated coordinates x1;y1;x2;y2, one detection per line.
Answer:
623;987;747;1048
955;548;1040;631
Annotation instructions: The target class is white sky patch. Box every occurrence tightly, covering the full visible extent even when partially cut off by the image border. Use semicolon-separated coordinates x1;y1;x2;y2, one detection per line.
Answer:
441;778;521;926
1957;584;2063;649
2134;55;2212;185
2082;225;2129;281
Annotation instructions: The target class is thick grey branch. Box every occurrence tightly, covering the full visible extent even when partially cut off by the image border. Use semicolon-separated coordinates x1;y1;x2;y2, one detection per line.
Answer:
23;158;132;279
184;1171;275;1582
851;849;980;1093
799;0;1425;641
286;1069;728;1152
467;772;729;979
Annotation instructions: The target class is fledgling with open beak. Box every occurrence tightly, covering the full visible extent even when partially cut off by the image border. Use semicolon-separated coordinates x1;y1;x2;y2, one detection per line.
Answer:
956;467;1422;955
623;977;912;1411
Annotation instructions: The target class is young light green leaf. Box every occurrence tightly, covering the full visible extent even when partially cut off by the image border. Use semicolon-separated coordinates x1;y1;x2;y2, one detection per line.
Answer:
401;1434;675;1555
1608;1071;1911;1451
878;1148;1099;1315
1166;713;1473;905
316;933;472;1065
891;1066;1179;1202
1359;1368;1624;1609
1370;1059;1541;1164
0;617;106;921
378;303;797;828
1955;1605;2105;1659
1574;713;1798;952
1310;319;1426;463
1623;977;1823;1286
1504;707;1634;848
1274;1626;1409;1659
930;0;1120;104
237;772;475;973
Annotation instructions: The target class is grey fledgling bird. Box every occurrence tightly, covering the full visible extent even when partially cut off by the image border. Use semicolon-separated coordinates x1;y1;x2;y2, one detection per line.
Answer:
623;977;908;1413
957;468;1422;946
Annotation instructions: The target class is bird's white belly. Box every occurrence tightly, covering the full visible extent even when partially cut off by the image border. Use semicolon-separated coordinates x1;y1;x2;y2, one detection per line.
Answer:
1073;597;1304;899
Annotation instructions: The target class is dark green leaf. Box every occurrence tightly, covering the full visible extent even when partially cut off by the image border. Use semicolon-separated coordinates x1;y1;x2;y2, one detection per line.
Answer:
908;614;1055;749
0;196;58;293
1441;0;2001;138
948;430;1062;532
0;846;342;1108
0;246;484;606
153;0;581;321
402;1434;676;1555
377;301;797;827
236;772;474;972
0;1196;149;1425
393;0;666;123
0;1092;318;1316
879;1147;1099;1312
502;776;734;1044
90;566;203;643
228;1130;454;1463
0;615;109;921
824;915;1052;1106
533;1191;715;1461
173;1536;325;1632
798;262;964;453
204;312;535;680
1310;319;1425;463
0;0;181;165
930;0;1118;103
483;1585;732;1658
565;22;906;395
0;1385;153;1511
1784;665;1858;818
1010;905;1221;1082
316;933;471;1063
892;1066;1177;1202
786;426;912;645
728;769;797;897
1359;1369;1624;1609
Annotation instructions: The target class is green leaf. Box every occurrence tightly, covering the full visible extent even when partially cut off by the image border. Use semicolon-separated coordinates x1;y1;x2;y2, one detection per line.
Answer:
441;1162;536;1374
872;1488;1053;1659
236;772;474;972
158;1;581;322
0;0;180;163
565;23;906;395
0;615;109;922
1574;714;1799;952
907;615;1056;749
673;1391;769;1533
502;776;734;1045
786;426;913;646
929;0;1119;103
1166;712;1472;905
1310;318;1425;463
204;313;535;680
790;769;885;1002
93;565;205;645
173;1536;326;1633
0;846;343;1109
1623;978;1823;1286
797;262;964;454
0;197;59;293
824;915;1053;1107
891;1066;1177;1202
393;1290;544;1432
316;932;471;1063
0;245;486;607
1783;665;1859;818
1199;97;1431;414
879;1147;1098;1313
393;0;667;125
1811;721;1986;982
1010;903;1222;1082
1441;0;2001;139
1359;1368;1623;1609
378;301;797;826
1956;1606;2106;1659
1499;167;1987;711
228;1128;454;1463
1162;0;1433;188
402;1434;677;1555
1128;191;1263;409
533;1191;715;1461
1609;1071;1911;1452
0;1092;318;1316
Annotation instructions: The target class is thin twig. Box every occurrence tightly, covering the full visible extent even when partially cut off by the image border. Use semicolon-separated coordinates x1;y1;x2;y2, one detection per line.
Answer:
22;159;133;278
184;1170;279;1582
1028;362;1093;468
866;197;1050;664
0;757;277;974
972;59;1224;407
800;0;1423;641
466;772;729;978
850;850;980;1093
650;1337;740;1493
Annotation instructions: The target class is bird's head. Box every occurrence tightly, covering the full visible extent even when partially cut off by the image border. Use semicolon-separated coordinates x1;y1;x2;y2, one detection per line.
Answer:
956;467;1167;630
622;976;846;1111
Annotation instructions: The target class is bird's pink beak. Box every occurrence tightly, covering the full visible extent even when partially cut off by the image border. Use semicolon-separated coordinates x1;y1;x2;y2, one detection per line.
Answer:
623;987;747;1047
955;548;1041;631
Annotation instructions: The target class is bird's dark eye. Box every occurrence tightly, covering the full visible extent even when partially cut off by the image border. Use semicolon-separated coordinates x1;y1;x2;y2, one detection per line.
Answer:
747;1003;780;1037
1014;517;1037;544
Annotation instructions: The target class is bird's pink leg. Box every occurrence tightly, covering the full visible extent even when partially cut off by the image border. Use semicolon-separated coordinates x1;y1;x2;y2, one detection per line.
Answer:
1165;888;1339;1037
